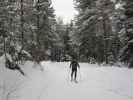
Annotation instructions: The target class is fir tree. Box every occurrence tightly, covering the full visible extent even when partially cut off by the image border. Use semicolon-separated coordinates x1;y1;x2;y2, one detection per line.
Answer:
74;0;117;63
120;0;133;68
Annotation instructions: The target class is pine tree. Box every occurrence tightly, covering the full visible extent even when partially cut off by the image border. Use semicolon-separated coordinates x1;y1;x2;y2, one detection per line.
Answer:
74;0;117;63
31;0;55;62
51;17;67;61
0;0;9;53
120;0;133;68
0;0;56;73
74;0;97;62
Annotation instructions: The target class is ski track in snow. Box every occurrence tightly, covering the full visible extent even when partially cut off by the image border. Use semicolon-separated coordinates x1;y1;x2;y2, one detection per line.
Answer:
1;61;133;100
41;62;133;100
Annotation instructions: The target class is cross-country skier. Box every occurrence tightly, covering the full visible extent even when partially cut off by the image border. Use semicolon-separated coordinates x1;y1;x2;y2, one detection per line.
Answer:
70;59;80;82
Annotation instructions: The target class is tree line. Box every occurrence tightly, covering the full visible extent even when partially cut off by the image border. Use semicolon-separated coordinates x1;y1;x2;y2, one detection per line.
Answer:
0;0;133;75
73;0;133;68
0;0;56;74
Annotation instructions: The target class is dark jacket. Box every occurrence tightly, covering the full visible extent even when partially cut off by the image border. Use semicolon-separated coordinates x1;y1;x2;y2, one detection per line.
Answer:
70;60;80;69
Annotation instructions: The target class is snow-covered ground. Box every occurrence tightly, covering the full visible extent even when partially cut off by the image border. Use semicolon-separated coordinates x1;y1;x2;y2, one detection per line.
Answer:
0;58;133;100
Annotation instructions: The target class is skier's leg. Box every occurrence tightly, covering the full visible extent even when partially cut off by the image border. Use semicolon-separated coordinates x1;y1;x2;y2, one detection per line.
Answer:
74;69;77;81
71;69;74;81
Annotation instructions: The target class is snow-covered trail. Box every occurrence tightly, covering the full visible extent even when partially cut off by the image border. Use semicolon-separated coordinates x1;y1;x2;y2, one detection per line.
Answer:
5;62;133;100
40;62;133;100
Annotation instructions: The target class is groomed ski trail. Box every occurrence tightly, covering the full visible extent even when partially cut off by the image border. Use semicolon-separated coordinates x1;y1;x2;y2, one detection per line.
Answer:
13;62;133;100
40;62;133;100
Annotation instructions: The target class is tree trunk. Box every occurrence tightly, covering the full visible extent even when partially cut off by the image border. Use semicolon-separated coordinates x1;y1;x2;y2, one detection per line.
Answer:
20;0;24;50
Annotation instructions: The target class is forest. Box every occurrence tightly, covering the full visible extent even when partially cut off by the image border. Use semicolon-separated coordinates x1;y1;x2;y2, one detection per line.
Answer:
0;0;133;75
1;1;133;100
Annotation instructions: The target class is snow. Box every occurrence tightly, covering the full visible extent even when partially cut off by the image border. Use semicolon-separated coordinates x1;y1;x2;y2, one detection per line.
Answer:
0;56;25;100
5;53;13;62
0;58;133;100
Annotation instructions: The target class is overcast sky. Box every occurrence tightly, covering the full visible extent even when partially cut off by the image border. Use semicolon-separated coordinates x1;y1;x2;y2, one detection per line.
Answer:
52;0;77;24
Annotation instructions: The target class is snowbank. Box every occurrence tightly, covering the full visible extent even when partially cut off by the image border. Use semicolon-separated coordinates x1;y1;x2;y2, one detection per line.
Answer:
0;55;45;100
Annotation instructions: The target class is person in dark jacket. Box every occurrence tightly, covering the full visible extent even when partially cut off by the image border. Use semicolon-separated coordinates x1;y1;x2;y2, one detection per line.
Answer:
70;59;80;82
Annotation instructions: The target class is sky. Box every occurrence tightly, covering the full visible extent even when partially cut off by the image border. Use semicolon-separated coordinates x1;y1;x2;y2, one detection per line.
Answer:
52;0;77;24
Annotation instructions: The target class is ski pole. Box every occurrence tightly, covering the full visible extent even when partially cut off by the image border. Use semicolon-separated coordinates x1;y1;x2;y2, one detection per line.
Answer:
78;68;82;82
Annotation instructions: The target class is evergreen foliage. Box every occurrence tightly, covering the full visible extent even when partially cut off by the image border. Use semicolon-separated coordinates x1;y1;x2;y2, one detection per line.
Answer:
0;0;56;74
74;0;122;64
120;0;133;68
